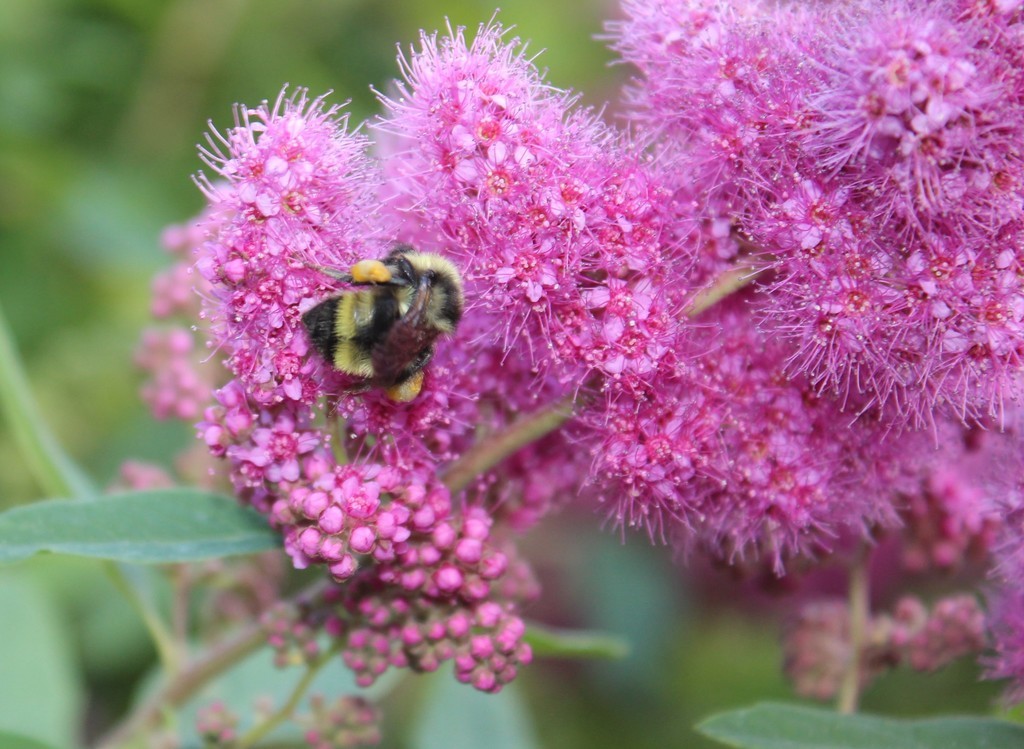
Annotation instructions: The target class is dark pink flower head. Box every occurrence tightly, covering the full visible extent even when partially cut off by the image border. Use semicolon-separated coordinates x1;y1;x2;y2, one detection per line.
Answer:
375;22;602;354
376;22;696;384
810;0;1024;232
577;291;929;570
755;192;1024;423
614;1;1024;426
759;2;1024;423
194;87;384;407
583;382;715;541
673;299;917;572
609;0;825;211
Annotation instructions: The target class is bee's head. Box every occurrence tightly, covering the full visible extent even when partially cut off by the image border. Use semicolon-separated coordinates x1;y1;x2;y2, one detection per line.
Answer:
384;252;423;288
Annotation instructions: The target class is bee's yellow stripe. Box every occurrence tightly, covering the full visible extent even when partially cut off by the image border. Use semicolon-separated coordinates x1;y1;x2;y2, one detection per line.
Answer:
332;292;375;377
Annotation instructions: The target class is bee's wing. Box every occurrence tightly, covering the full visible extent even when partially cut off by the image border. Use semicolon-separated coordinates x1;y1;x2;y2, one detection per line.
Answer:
371;274;438;386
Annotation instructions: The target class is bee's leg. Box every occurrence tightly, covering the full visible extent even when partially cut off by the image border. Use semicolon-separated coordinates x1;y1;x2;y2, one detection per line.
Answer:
342;381;373;396
303;259;397;286
385;370;425;402
303;262;353;282
350;259;393;284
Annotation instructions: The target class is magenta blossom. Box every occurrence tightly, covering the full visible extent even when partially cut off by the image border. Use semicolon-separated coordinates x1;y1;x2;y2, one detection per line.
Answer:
136;5;1024;710
611;0;1024;425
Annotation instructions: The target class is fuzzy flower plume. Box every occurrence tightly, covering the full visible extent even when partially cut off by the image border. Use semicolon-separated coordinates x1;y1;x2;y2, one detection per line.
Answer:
376;23;696;387
194;88;383;407
376;22;723;540
188;87;533;693
609;0;824;237
611;0;1024;425
667;299;919;571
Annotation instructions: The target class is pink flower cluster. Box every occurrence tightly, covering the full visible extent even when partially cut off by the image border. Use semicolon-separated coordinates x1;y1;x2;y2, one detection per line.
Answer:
377;26;693;388
371;20;920;569
783;594;986;701
610;0;1024;697
303;694;381;749
139;0;1024;704
136;216;221;422
612;0;1024;425
182;88;536;693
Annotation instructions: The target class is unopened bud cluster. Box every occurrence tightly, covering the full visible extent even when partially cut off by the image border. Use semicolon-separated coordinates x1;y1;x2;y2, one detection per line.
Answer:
783;595;986;700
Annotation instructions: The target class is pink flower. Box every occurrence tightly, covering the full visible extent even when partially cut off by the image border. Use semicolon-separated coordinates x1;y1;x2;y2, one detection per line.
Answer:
809;2;1022;231
670;301;911;571
194;87;383;408
136;327;218;421
376;22;696;384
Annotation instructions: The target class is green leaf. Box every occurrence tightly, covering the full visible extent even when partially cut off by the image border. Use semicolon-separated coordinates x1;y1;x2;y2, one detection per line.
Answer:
0;575;81;748
0;302;96;500
0;731;63;749
0;489;280;564
524;621;629;660
577;532;686;697
411;670;539;749
696;702;1024;749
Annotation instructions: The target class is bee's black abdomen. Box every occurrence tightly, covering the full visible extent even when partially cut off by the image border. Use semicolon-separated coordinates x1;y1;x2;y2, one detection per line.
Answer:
353;289;400;349
302;298;340;361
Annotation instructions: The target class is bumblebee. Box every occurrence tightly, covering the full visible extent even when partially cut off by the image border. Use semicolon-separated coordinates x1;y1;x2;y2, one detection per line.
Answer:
302;245;463;402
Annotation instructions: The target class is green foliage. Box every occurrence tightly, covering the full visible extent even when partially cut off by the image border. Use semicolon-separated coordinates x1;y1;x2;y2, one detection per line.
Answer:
0;576;82;749
697;703;1024;749
0;490;279;564
412;671;540;749
523;622;630;660
0;733;64;749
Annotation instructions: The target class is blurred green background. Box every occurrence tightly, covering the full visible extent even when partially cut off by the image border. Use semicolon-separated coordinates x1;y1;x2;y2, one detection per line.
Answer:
0;1;1007;747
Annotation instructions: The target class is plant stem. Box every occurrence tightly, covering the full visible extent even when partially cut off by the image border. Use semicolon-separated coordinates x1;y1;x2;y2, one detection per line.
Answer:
442;394;575;494
0;303;95;499
94;580;331;749
837;546;870;714
105;562;182;674
172;564;192;646
441;263;762;492
687;264;762;317
94;617;268;749
236;647;338;749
